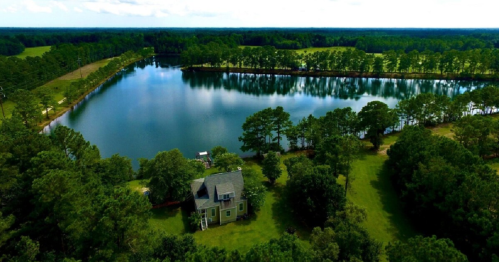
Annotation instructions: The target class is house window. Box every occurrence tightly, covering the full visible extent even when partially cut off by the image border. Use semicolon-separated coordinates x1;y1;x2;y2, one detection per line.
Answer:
223;194;229;200
239;203;244;211
211;208;215;217
226;210;231;217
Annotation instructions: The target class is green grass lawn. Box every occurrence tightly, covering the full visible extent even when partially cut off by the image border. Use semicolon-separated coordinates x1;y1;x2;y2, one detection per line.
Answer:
238;45;354;55
347;148;416;244
14;46;51;59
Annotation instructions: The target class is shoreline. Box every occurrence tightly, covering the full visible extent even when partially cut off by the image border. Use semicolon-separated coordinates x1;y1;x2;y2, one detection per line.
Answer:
182;67;499;81
38;55;154;131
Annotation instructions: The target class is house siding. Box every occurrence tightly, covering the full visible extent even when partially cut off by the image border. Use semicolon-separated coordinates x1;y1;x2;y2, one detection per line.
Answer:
220;207;237;225
237;200;247;216
208;206;219;224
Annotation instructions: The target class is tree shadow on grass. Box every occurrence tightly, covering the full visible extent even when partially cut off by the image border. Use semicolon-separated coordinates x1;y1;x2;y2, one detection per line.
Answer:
269;182;311;241
369;162;417;242
150;202;192;234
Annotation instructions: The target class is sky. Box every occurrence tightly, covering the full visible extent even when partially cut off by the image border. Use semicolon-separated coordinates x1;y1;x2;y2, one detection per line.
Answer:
0;0;498;28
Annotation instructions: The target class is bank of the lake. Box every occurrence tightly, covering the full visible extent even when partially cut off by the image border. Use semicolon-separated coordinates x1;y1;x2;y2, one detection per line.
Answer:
39;53;155;130
183;66;499;81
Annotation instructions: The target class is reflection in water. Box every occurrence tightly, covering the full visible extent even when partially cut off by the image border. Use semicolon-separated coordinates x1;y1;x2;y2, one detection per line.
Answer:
44;56;493;169
182;71;491;100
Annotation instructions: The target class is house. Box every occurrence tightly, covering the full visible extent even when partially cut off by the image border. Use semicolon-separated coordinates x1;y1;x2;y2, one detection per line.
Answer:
190;170;247;230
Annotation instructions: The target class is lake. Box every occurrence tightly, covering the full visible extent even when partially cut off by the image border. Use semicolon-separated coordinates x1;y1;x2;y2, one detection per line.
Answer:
43;56;493;168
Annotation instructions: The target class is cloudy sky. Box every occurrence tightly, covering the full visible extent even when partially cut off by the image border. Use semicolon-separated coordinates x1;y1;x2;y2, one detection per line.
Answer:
0;0;497;28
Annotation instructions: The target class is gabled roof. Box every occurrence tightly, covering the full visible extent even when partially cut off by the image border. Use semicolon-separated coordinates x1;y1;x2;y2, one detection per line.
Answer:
191;170;245;210
216;182;235;195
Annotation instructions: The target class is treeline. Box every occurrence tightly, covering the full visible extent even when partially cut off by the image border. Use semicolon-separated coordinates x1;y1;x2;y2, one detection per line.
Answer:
0;36;25;56
388;125;499;261
238;86;499;158
64;49;153;104
355;36;493;53
0;36;145;97
181;43;499;76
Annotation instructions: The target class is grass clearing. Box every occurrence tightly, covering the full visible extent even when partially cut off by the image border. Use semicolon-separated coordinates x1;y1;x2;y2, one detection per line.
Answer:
1;58;115;123
348;147;417;244
14;46;51;59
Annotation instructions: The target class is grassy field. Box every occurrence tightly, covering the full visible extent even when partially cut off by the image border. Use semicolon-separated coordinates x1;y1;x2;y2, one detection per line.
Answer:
14;46;51;59
1;58;114;123
238;45;354;54
347;147;416;244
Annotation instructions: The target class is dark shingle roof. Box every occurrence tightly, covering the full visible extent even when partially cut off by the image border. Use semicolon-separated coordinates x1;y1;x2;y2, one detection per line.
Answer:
191;170;244;210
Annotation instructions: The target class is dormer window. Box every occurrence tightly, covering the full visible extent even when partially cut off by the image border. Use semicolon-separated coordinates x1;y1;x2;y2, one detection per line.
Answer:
216;182;235;201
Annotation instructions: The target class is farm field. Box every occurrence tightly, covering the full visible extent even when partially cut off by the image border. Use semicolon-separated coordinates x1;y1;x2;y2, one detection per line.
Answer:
13;46;51;59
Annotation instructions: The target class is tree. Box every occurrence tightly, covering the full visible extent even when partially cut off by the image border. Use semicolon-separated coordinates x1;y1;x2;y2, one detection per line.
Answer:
239;110;270;157
261;151;281;184
246;234;311;262
214;152;244;172
11;89;41;128
452;115;494;157
289;166;346;227
99;154;134;186
36;88;57;119
142;149;200;203
310;227;340;261
272;106;292;151
242;168;266;212
358;101;398;150
386;235;468;262
315;135;362;195
211;145;228;159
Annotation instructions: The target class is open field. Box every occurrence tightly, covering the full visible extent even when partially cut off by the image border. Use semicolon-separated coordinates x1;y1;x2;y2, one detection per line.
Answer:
239;45;354;54
14;46;51;59
0;58;114;123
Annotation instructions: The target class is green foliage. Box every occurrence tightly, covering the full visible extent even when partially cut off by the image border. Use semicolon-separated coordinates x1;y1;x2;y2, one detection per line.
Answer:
14;236;40;262
11;89;41;128
315;135;362;195
387;125;499;260
261;151;281;184
242;168;266;212
98;154;135;186
211;145;228;159
288;165;346;227
142;149;201;203
245;234;312;262
386;235;468;262
214;153;244;172
359;101;398;150
35;88;57;119
188;212;202;232
0;212;14;249
152;233;197;262
453;115;495;157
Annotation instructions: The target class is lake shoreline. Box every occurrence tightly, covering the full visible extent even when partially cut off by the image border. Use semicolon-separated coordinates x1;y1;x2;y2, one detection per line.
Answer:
39;55;154;131
182;67;499;81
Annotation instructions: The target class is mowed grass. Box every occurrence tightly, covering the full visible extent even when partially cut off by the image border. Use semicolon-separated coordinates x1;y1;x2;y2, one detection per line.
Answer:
193;157;310;253
347;147;416;244
14;46;51;59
